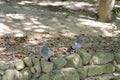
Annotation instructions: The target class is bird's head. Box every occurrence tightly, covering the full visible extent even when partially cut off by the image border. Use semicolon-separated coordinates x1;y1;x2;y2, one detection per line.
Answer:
43;42;48;46
77;37;83;43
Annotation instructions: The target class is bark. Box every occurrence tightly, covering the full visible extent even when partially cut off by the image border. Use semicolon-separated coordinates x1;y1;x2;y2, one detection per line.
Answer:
98;0;115;22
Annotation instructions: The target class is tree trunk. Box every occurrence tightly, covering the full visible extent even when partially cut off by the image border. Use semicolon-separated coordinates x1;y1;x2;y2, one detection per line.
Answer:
98;0;115;22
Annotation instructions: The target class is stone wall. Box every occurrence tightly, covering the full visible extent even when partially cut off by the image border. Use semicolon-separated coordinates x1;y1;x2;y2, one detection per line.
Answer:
0;51;120;80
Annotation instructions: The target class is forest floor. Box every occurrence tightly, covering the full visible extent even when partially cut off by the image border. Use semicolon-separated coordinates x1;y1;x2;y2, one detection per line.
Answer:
0;0;120;61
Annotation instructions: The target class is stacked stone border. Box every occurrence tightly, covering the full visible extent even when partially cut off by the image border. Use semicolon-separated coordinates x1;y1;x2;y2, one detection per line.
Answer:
0;51;120;80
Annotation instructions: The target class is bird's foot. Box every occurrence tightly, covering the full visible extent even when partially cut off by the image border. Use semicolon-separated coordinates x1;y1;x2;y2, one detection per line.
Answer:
71;50;78;55
73;53;77;55
41;58;46;62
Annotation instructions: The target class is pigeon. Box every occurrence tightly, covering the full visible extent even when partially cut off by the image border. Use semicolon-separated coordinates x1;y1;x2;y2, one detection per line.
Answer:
41;42;51;62
67;37;83;52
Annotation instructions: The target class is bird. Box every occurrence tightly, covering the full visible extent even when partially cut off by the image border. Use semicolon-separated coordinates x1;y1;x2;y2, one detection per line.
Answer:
41;42;51;62
67;37;83;52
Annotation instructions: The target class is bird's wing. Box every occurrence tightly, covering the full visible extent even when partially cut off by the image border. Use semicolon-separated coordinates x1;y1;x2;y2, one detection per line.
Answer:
41;46;51;60
47;48;51;58
71;42;77;50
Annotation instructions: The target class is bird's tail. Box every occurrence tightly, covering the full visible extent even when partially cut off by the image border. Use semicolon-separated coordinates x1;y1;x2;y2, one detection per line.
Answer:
67;46;74;52
67;48;71;52
47;57;51;62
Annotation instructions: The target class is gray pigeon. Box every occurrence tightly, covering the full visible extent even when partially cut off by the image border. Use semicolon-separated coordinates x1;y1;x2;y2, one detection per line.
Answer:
68;37;83;52
41;42;51;62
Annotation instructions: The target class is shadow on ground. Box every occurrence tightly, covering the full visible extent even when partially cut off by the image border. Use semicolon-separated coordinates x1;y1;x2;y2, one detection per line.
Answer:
0;0;120;60
0;0;119;38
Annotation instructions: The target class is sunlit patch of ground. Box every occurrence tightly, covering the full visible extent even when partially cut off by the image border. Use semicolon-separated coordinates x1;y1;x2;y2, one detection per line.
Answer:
0;0;120;62
0;0;119;37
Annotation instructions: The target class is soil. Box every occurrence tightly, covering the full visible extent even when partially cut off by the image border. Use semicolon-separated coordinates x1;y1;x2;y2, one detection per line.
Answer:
0;0;120;62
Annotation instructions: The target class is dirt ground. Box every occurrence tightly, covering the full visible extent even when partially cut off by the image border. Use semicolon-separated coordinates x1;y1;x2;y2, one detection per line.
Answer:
0;0;120;61
0;0;119;37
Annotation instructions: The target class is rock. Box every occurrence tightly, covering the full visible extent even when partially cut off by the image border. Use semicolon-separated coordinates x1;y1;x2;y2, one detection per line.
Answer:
53;57;67;69
65;54;82;68
34;64;41;73
52;70;64;80
14;59;25;70
78;51;91;64
88;63;115;76
22;68;32;80
77;66;88;79
32;58;40;65
8;62;15;69
88;65;104;76
103;63;115;73
41;62;53;73
97;74;114;80
23;57;33;67
0;61;9;70
32;58;41;72
31;78;39;80
90;52;114;64
2;69;23;80
115;53;120;64
32;72;41;78
0;76;1;80
30;67;36;73
113;72;120;80
61;68;79;80
0;70;4;75
39;74;50;80
85;76;98;80
85;74;114;80
115;64;120;71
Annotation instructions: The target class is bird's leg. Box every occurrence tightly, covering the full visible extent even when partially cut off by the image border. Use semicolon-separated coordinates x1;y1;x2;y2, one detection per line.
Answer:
72;51;77;55
47;57;51;62
41;58;45;62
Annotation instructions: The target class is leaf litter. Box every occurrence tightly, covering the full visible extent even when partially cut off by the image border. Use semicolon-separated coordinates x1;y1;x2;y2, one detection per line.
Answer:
0;32;120;62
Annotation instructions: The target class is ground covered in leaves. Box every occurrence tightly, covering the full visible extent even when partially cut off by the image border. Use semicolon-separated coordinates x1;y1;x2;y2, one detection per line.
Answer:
0;32;120;62
0;0;120;62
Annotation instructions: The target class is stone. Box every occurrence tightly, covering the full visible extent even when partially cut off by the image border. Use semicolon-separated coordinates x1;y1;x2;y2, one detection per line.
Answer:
41;62;53;73
115;53;120;64
103;63;115;73
0;70;4;75
78;51;91;64
0;76;1;80
32;58;41;72
88;63;115;76
115;64;120;71
65;54;82;68
34;64;41;73
39;74;50;80
90;52;114;64
2;69;23;80
85;76;98;80
22;68;32;80
88;65;103;76
31;78;39;80
85;74;114;80
0;61;9;70
61;68;79;80
113;72;120;80
30;67;36;73
97;74;114;80
77;66;87;79
32;72;41;78
14;59;25;70
23;57;33;67
53;57;67;69
32;58;40;65
52;70;64;80
52;73;64;80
